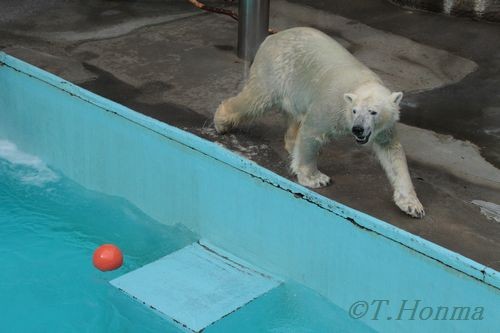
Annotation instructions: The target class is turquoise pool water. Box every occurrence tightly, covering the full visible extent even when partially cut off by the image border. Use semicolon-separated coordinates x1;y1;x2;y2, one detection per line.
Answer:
0;140;195;332
206;282;375;333
0;140;373;333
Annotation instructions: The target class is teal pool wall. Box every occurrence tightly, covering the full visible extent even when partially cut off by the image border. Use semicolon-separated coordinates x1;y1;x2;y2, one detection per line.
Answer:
0;53;498;332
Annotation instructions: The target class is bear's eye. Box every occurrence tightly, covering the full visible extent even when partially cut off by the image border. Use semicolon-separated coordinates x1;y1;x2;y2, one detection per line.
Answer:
352;109;357;114
369;110;378;116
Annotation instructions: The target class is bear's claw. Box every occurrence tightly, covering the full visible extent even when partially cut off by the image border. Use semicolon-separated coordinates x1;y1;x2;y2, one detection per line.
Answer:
297;171;332;189
395;195;425;219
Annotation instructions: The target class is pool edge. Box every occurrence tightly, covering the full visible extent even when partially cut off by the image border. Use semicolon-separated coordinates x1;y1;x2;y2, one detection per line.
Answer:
0;51;498;291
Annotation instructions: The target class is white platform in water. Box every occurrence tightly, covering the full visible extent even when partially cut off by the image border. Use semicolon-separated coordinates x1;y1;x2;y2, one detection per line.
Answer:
111;242;280;332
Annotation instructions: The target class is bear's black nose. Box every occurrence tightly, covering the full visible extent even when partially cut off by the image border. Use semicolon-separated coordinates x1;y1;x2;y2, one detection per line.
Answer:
352;126;364;137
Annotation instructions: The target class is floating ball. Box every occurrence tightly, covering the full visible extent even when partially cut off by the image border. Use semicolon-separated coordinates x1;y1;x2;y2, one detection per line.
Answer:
93;244;123;271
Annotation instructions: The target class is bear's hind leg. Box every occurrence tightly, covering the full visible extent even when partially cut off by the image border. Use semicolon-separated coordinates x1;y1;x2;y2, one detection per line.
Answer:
213;101;239;134
214;83;274;134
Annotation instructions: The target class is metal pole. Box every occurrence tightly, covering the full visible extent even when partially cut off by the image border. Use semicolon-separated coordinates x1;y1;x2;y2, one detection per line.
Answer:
237;0;270;61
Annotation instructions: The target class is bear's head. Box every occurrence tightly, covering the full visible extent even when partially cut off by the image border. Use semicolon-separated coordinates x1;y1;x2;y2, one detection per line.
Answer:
343;84;402;145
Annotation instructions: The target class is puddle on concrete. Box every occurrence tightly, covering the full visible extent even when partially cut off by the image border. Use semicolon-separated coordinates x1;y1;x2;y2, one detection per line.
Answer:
472;200;500;223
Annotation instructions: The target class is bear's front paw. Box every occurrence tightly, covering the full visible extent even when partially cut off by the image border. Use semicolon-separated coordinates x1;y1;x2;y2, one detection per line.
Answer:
297;171;332;189
395;194;425;219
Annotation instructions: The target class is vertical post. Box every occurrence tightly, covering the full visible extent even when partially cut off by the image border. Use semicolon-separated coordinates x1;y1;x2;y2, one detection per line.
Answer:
237;0;270;61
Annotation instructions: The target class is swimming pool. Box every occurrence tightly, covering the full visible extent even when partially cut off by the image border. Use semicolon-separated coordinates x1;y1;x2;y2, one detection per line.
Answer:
0;53;498;332
0;140;195;332
0;140;374;332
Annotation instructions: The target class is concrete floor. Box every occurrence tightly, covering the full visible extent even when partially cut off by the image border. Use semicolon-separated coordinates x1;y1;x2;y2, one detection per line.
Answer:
0;0;499;269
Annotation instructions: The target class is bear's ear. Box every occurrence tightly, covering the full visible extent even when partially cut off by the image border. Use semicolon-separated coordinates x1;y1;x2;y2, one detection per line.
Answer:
344;93;357;104
390;92;403;106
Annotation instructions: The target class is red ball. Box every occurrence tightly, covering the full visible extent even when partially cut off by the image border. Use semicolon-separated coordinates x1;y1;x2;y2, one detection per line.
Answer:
93;244;123;271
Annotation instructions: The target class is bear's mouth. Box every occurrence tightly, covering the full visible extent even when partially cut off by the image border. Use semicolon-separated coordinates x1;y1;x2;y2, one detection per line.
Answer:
355;133;371;145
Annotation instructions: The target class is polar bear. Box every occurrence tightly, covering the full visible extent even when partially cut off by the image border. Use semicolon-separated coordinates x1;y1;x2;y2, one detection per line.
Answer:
214;27;425;218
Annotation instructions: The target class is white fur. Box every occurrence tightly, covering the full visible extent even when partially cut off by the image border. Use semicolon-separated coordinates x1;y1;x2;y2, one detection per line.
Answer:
214;27;424;218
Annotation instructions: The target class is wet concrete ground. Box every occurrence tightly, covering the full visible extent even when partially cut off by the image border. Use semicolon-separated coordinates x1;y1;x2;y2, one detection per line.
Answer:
0;0;499;270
